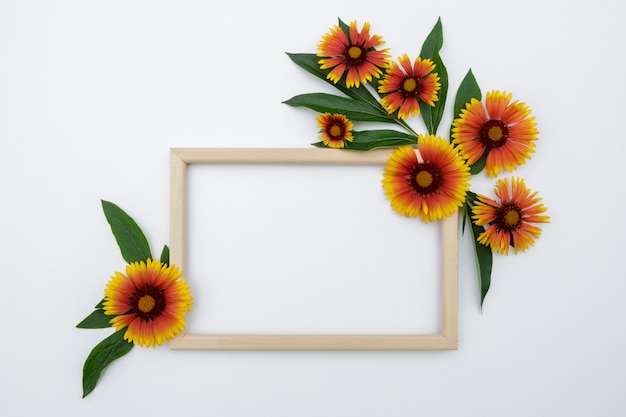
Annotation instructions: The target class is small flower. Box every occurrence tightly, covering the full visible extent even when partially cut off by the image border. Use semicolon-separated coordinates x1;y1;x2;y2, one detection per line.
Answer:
378;55;440;119
316;112;354;149
382;136;471;223
317;20;390;88
452;90;538;177
472;177;549;255
103;259;193;347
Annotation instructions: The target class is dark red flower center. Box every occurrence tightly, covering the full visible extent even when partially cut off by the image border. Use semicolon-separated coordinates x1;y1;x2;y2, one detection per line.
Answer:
129;285;166;321
401;77;423;98
479;119;509;148
409;163;442;195
327;122;346;140
495;203;523;231
344;45;367;65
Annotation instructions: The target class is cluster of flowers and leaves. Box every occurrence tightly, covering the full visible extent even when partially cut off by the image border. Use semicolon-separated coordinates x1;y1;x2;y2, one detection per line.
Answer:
77;201;193;398
284;18;549;306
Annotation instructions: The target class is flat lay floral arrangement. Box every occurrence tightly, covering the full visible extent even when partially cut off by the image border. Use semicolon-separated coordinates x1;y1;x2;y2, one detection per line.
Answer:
77;201;193;397
77;17;549;398
284;17;549;303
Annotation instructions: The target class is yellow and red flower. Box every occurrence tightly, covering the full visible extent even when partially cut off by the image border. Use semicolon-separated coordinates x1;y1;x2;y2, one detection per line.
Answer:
317;20;390;88
317;112;354;148
378;55;440;119
103;259;193;347
472;177;549;255
452;90;538;177
382;136;470;223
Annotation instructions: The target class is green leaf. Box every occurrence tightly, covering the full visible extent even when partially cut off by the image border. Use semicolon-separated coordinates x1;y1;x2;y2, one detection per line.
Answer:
283;93;395;123
461;205;468;235
464;192;493;308
76;307;112;329
101;200;152;264
285;53;385;111
452;69;481;122
368;76;382;96
418;17;448;135
450;69;482;143
160;245;170;265
313;129;417;151
82;329;134;398
469;148;489;175
420;17;444;57
337;17;350;35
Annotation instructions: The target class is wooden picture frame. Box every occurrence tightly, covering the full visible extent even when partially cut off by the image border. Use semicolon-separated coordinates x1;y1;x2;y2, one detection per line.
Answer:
169;148;458;350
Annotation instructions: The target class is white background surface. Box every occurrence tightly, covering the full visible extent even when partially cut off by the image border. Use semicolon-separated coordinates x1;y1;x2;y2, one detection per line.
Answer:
1;0;625;416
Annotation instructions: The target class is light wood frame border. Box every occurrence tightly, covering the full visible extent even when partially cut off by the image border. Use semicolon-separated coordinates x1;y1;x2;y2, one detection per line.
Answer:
169;148;458;350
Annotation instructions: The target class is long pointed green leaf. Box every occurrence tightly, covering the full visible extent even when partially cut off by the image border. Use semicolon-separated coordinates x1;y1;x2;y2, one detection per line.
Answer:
450;69;482;143
464;192;493;308
419;18;448;135
452;69;482;122
285;53;385;111
313;129;417;151
461;205;468;235
82;329;133;397
470;219;493;309
101;200;152;264
160;245;170;266
76;308;112;329
337;18;350;35
420;17;444;56
283;93;395;123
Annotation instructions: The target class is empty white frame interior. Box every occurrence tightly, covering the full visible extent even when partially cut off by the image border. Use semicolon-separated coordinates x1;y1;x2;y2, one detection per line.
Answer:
169;148;458;350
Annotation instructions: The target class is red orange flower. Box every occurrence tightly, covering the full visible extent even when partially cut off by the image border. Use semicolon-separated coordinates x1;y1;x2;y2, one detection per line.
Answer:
472;177;549;255
382;136;470;223
452;90;538;177
103;259;193;347
316;113;354;149
378;55;440;119
317;20;390;88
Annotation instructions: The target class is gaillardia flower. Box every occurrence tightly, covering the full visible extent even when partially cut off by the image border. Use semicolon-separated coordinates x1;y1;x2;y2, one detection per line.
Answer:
378;55;440;119
472;177;549;255
317;20;390;88
382;136;470;223
317;112;354;148
452;90;538;177
103;259;193;347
